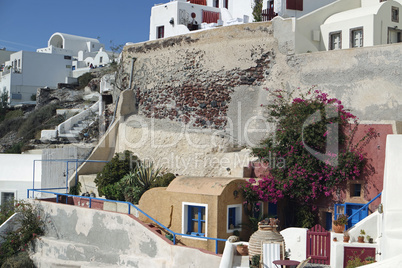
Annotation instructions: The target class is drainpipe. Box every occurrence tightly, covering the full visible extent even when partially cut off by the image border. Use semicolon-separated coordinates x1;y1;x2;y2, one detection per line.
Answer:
107;57;137;130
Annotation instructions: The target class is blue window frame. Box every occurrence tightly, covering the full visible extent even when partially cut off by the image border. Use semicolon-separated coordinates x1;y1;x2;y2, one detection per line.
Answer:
188;205;205;236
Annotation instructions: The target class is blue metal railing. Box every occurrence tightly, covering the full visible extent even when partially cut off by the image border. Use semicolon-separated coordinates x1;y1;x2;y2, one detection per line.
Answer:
347;192;382;223
27;189;226;254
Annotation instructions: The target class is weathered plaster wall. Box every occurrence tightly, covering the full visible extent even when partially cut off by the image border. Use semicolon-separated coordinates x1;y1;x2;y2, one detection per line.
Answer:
114;22;402;178
31;200;221;267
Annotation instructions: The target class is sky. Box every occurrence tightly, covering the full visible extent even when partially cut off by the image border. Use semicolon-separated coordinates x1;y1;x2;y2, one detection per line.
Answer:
0;0;164;52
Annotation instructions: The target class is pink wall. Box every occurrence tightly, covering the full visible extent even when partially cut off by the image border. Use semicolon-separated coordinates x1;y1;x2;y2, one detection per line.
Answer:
250;123;394;212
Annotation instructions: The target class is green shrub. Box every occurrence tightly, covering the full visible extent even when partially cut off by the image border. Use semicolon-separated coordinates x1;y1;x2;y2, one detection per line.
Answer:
78;72;94;89
1;251;35;268
30;94;36;101
4;142;24;154
69;181;82;196
152;173;176;187
0;201;44;266
0;117;24;139
135;161;161;190
94;150;139;200
4;110;23;120
123;185;146;205
18;104;61;140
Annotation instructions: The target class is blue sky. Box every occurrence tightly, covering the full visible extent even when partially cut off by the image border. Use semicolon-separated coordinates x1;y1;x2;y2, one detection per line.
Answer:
0;0;163;52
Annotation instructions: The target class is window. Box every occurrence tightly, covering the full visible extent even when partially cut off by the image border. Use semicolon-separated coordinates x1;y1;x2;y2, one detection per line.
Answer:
100;57;103;63
1;192;14;205
351;184;362;197
11;93;22;99
64;55;72;60
227;204;242;232
286;0;303;11
182;202;207;237
157;26;165;39
213;0;219;8
392;6;399;23
329;31;342;50
224;0;228;9
350;28;363;48
18;59;20;68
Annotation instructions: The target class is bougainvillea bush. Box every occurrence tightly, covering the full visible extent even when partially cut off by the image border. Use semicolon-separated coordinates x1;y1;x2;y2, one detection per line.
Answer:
242;88;375;226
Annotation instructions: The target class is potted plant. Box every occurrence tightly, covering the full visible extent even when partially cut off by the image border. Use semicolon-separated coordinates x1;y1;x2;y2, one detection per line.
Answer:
358;229;365;243
343;231;350;243
367;235;373;243
333;214;348;233
236;243;249;256
364;256;376;264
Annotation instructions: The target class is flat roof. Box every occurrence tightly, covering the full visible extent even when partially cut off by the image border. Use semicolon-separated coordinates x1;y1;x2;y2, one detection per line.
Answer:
166;176;245;196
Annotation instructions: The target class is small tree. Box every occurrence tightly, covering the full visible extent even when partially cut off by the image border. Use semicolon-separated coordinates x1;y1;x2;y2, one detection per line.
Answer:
0;89;9;120
252;0;263;22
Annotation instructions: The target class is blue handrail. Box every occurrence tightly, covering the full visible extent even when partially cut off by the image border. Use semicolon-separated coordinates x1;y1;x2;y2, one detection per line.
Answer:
27;189;226;254
347;192;382;222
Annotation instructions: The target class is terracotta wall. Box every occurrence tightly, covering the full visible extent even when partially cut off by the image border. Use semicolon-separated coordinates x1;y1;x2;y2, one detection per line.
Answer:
139;180;248;253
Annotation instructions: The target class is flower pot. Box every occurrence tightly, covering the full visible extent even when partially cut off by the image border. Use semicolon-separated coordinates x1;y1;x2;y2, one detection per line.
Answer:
343;236;350;243
368;238;374;243
358;236;365;243
333;237;337;242
236;245;249;256
333;224;345;234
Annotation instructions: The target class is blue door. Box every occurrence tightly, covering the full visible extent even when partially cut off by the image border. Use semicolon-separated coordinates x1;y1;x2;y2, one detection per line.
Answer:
346;203;368;229
334;203;368;229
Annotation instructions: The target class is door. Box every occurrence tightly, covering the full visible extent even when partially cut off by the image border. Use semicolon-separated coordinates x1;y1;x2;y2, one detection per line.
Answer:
346;203;368;229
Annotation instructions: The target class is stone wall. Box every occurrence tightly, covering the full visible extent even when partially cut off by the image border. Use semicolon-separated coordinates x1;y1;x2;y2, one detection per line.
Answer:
112;22;402;177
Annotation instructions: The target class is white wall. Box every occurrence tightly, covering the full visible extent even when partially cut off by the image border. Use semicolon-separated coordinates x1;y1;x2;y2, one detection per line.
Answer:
321;14;374;50
229;0;253;22
277;0;337;18
0;154;41;204
374;1;402;45
149;0;252;41
4;51;73;103
294;0;361;53
320;1;402;50
380;135;402;261
280;227;307;261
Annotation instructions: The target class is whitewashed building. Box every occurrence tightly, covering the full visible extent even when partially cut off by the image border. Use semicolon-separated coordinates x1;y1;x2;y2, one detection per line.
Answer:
148;0;343;40
321;0;402;50
0;153;42;206
0;33;114;105
149;0;402;53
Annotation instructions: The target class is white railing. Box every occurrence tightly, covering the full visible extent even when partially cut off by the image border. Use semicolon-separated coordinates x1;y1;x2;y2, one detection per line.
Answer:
0;213;21;244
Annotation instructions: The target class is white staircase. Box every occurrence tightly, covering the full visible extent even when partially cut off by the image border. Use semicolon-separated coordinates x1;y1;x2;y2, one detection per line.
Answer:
57;101;99;140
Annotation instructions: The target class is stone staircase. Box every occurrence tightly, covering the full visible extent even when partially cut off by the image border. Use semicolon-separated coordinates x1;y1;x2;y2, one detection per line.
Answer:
58;117;97;139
